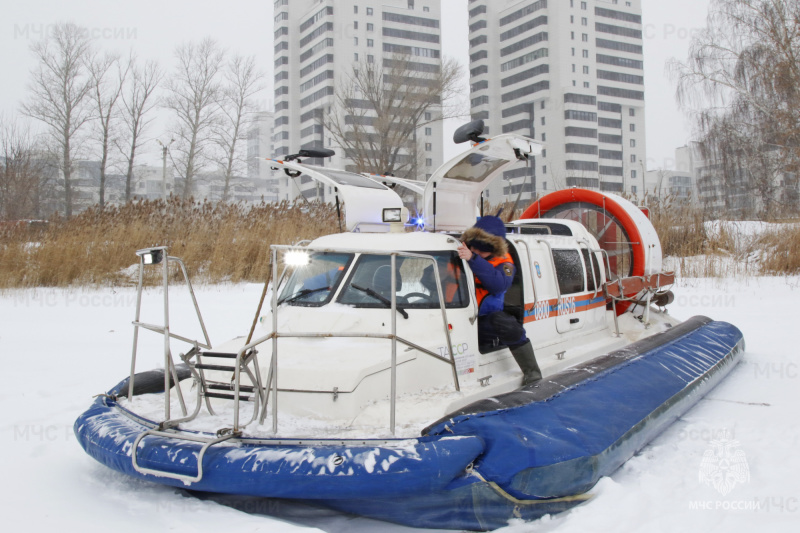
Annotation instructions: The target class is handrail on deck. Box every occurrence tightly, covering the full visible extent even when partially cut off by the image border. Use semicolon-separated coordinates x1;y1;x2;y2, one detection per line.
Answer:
128;248;211;425
248;245;462;436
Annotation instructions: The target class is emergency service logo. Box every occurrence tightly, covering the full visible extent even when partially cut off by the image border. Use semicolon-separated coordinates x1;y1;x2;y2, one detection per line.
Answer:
698;436;750;496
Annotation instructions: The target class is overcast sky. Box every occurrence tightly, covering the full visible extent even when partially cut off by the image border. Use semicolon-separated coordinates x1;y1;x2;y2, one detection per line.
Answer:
0;0;710;171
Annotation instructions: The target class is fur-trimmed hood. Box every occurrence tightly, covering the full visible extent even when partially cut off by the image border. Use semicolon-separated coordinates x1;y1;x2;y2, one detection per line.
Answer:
460;226;508;257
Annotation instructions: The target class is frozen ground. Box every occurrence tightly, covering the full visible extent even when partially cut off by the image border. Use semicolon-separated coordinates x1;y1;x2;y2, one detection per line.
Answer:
0;276;797;532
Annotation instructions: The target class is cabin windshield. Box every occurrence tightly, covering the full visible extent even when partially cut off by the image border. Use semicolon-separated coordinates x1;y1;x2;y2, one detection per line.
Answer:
442;153;508;183
277;252;354;307
338;251;470;309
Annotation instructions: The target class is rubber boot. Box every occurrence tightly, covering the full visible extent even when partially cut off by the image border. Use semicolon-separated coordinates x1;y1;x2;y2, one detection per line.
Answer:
510;340;542;385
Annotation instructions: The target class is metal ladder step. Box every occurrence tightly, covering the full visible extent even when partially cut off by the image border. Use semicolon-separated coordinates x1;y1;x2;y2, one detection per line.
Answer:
200;351;238;359
206;382;256;393
195;363;236;372
205;391;253;402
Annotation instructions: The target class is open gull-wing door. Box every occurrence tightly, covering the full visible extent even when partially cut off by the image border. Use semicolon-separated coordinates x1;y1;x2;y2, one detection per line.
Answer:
365;174;426;196
268;159;403;232
422;134;543;232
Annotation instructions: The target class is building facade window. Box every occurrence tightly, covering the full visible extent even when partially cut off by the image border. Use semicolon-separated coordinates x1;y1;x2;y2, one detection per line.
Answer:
597;54;644;69
501;32;547;57
597;70;645;85
565;93;596;104
500;15;547;42
599;117;622;128
597;39;643;54
565;110;597;121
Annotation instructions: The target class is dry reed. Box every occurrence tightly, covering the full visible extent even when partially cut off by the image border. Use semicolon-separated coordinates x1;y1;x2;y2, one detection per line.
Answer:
0;198;340;288
2;196;799;288
754;223;800;275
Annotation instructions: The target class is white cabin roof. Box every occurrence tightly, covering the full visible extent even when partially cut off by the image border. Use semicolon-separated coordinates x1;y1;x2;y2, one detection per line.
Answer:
307;231;462;253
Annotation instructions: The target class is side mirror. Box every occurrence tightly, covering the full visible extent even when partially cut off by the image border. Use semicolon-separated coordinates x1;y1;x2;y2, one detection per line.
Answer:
453;119;486;144
297;148;335;159
282;148;336;176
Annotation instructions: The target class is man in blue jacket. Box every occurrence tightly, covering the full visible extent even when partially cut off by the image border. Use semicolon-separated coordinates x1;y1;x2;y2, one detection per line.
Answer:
457;215;542;385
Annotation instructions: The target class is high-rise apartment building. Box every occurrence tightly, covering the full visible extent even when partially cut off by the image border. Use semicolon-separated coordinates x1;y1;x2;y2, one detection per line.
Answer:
468;0;647;201
247;111;279;203
272;0;444;203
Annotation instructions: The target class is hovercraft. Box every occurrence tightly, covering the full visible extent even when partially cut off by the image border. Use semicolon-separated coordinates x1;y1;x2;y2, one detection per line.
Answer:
75;121;744;531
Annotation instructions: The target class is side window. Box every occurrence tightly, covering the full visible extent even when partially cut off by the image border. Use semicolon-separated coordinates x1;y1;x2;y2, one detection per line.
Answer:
581;249;602;292
337;252;469;309
552;249;585;294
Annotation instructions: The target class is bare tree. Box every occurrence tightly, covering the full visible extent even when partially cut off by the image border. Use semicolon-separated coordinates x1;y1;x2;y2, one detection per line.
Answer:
118;57;162;202
214;54;265;202
88;51;129;207
21;22;93;218
325;54;463;180
163;38;225;198
669;0;800;217
0;114;49;220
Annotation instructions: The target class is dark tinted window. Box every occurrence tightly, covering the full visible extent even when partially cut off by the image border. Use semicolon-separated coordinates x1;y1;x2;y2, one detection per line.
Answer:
278;252;353;307
552;249;585;294
338;252;469;309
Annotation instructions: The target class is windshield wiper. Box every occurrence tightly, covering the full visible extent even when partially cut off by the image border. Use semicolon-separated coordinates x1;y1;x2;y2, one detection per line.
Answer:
278;286;330;305
351;284;409;319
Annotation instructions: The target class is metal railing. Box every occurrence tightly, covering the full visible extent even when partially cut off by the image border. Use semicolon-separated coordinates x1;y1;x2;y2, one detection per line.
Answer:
128;247;211;425
127;242;464;475
128;246;266;483
235;244;463;436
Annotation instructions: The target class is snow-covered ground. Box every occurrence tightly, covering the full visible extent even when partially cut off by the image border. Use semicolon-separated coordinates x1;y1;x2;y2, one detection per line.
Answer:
1;276;797;532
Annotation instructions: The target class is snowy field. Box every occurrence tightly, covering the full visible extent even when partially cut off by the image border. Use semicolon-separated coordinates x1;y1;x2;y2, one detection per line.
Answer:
1;276;797;532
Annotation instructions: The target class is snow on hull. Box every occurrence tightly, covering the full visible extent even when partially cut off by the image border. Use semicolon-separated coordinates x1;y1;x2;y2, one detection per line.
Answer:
74;400;484;498
74;316;743;531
